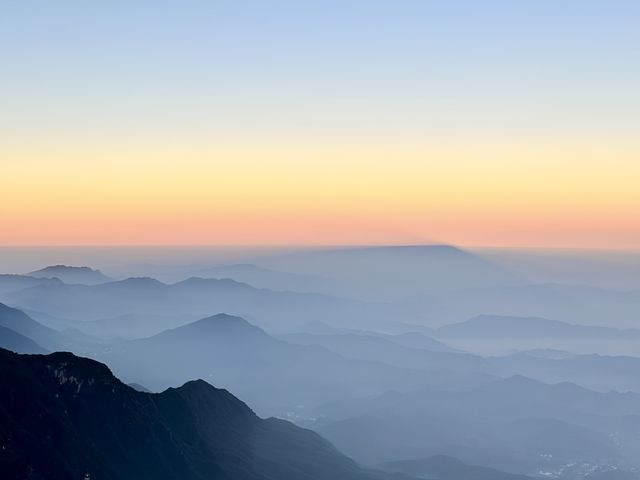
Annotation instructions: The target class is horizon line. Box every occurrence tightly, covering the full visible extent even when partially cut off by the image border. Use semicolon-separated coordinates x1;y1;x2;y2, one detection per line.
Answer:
0;244;638;253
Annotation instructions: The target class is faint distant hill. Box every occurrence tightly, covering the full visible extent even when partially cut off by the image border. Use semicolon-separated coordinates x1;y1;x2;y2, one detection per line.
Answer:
0;325;47;354
0;302;94;353
0;274;62;294
1;275;411;333
512;348;576;360
437;314;640;339
489;350;640;394
413;283;640;328
381;455;532;480
194;263;330;293
256;245;524;300
317;375;636;473
279;332;474;371
294;322;452;351
0;302;66;350
28;265;112;285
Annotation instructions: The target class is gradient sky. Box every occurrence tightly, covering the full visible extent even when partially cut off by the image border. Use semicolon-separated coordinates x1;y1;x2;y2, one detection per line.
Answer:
1;1;639;248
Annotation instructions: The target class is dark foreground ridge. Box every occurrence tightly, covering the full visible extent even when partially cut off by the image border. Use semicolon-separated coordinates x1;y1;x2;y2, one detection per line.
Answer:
0;348;393;480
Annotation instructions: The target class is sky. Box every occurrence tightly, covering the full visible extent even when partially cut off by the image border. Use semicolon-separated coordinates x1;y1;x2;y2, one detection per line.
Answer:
1;1;639;248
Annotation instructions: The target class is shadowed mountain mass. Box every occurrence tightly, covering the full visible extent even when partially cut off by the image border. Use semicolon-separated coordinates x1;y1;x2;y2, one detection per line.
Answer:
0;348;396;480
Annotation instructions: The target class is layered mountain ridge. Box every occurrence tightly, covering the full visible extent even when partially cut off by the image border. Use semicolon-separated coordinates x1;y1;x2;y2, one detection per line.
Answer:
0;348;395;480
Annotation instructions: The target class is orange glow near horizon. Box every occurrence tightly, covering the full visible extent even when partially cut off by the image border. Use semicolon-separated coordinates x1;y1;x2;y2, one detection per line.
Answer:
2;135;639;249
3;1;640;250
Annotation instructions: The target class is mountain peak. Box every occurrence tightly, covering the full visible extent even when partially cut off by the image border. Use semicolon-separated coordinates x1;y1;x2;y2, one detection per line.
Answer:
187;313;264;332
0;348;382;480
172;378;254;416
153;313;269;341
31;264;95;273
28;265;112;285
0;348;119;394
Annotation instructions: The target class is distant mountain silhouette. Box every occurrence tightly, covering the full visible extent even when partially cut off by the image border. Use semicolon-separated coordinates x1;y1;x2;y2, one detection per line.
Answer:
279;329;640;394
0;325;47;354
0;348;394;480
149;312;270;342
0;303;68;350
1;276;412;333
489;351;640;393
194;263;330;293
437;314;640;339
279;332;477;371
0;274;62;294
378;331;449;350
100;314;430;416
320;373;640;425
256;244;524;300
414;283;640;328
317;375;637;473
381;455;532;480
28;265;112;285
298;322;443;348
513;348;576;360
0;302;100;356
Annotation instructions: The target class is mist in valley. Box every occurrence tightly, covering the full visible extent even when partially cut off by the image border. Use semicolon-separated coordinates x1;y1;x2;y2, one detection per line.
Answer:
2;245;640;479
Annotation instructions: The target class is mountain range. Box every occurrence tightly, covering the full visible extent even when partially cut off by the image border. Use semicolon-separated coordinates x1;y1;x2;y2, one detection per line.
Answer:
316;375;640;475
98;313;431;416
253;245;524;300
0;348;396;480
193;263;330;293
28;265;113;285
0;274;62;294
0;325;46;354
437;314;640;339
2;244;640;480
5;300;640;409
0;276;403;335
0;303;72;351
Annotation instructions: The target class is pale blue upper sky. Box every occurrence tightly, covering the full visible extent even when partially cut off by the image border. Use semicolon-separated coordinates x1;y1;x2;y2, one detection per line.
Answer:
2;1;640;247
2;0;639;141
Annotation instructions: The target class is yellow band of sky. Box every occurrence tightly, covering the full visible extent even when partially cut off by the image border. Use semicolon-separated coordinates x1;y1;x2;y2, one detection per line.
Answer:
2;134;638;248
